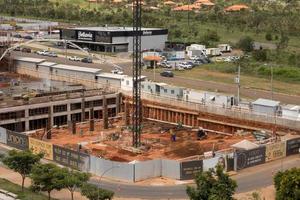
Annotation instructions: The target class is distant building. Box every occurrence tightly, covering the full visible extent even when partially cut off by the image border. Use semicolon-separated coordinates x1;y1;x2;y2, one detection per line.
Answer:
60;26;168;52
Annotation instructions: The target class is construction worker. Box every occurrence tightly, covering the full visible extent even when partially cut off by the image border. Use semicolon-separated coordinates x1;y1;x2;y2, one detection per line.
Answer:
197;127;206;140
170;129;176;142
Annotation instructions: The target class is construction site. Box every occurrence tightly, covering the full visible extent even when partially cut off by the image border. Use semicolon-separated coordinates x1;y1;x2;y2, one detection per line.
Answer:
29;118;255;162
0;50;299;163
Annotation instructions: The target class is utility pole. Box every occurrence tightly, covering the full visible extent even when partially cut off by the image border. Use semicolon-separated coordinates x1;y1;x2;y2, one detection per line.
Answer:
235;64;241;105
132;0;142;148
271;64;274;100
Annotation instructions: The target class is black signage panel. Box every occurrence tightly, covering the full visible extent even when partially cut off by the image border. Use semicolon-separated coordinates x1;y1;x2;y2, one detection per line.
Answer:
286;138;300;156
6;131;29;150
236;147;266;170
180;160;203;180
76;30;95;42
53;145;89;171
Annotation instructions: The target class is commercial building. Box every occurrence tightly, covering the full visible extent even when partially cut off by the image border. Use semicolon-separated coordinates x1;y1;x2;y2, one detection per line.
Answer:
60;26;168;52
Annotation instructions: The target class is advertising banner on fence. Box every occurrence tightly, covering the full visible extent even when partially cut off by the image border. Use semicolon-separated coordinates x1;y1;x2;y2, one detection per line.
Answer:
29;137;53;160
236;146;266;170
6;131;29;150
180;160;203;180
0;127;7;144
286;137;300;156
53;145;90;171
265;142;286;162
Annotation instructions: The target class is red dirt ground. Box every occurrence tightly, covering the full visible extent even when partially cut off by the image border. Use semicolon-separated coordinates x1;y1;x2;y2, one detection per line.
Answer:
32;119;255;162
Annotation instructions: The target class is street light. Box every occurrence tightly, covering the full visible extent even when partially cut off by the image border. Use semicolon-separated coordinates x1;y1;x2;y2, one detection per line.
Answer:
98;165;120;199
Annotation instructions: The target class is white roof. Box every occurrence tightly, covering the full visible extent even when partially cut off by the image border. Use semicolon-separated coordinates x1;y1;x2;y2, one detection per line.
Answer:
14;57;45;63
282;104;300;111
253;98;280;107
155;82;168;86
231;140;259;150
38;61;57;67
52;64;101;74
96;73;126;80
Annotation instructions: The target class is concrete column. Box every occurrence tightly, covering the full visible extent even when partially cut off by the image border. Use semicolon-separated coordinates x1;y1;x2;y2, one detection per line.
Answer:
67;103;71;122
124;101;130;126
116;93;121;114
160;109;163;121
90;108;94;132
103;96;108;129
81;91;85;122
25;109;29;131
192;115;195;127
50;105;54;127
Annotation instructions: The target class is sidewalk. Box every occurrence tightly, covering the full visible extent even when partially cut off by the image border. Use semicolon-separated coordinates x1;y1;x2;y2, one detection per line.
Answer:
0;166;143;200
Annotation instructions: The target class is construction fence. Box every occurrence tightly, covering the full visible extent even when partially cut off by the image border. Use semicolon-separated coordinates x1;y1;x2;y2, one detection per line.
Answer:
0;127;299;182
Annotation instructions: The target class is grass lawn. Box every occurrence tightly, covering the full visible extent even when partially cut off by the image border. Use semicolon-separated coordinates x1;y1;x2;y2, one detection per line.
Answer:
177;67;300;95
0;178;56;200
150;64;300;96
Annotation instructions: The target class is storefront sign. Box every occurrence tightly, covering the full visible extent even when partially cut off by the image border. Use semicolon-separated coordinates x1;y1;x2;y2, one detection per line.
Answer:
142;31;152;36
180;160;203;180
78;31;93;41
236;147;266;170
286;138;300;156
265;142;286;162
6;131;28;150
29;137;53;160
53;145;89;171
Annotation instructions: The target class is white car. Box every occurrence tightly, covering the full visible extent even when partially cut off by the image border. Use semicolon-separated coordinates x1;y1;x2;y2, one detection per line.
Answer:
190;56;200;60
111;69;124;75
68;56;82;62
36;50;48;56
178;62;192;69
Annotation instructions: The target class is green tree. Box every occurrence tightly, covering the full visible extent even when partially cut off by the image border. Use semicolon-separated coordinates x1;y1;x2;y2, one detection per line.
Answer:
2;150;42;191
81;183;114;200
61;168;90;200
274;168;300;200
237;36;254;52
265;33;273;41
186;165;237;200
253;49;268;61
30;163;65;200
276;34;289;50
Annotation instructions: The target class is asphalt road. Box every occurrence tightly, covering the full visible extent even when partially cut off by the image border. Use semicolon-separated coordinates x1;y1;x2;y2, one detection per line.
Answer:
11;51;300;104
88;155;300;199
0;145;299;199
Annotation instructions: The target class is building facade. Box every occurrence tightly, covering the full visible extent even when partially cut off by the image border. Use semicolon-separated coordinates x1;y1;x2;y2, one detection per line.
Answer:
60;27;168;52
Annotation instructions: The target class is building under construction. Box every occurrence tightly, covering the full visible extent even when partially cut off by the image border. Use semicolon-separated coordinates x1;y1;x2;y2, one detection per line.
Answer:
0;72;121;132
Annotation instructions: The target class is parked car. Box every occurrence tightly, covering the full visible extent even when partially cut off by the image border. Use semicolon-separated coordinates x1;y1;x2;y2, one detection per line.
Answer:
111;68;124;75
47;52;58;57
21;48;31;53
190;56;200;60
68;56;82;62
178;62;192;69
13;46;21;51
160;71;174;77
13;34;22;38
81;57;93;63
23;35;33;40
36;50;48;55
83;47;90;52
158;61;172;68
